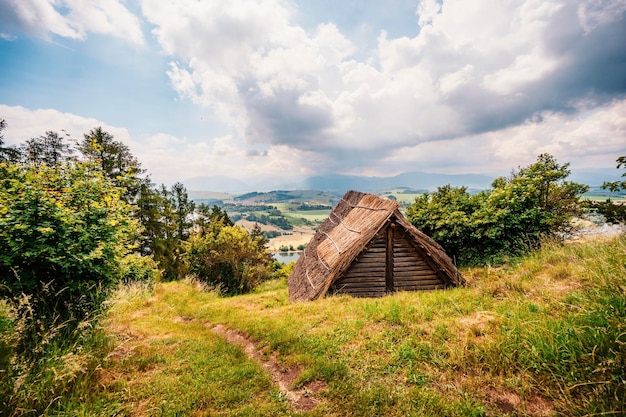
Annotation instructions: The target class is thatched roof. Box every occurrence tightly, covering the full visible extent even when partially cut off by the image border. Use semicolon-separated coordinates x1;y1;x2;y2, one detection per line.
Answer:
288;190;464;302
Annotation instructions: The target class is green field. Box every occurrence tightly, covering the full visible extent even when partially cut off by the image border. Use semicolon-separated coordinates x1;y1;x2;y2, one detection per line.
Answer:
8;235;622;416
283;209;330;222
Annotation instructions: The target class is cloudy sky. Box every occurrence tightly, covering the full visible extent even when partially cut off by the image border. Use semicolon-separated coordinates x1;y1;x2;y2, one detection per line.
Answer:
1;0;625;186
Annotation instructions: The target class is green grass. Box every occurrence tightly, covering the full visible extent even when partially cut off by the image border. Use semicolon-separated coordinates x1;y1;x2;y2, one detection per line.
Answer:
388;193;424;204
2;236;625;416
282;210;330;226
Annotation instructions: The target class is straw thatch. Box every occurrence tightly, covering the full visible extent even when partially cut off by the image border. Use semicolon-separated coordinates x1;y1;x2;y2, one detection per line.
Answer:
288;190;465;302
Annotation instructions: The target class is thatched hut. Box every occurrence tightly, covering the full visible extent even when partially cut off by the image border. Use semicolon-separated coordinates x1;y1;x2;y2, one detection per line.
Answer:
288;190;464;302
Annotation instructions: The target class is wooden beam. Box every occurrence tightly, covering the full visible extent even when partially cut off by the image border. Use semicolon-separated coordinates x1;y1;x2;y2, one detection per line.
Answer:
386;224;394;293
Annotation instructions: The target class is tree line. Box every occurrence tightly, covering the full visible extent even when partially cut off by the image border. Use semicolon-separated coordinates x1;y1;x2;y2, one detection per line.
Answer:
406;153;625;265
0;120;278;352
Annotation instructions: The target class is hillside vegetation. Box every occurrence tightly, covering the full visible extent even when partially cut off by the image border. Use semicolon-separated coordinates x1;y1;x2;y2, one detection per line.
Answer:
2;120;625;416
10;235;620;416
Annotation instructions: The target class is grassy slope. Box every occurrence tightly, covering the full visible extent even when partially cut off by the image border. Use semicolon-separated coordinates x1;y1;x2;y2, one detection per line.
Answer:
86;236;624;416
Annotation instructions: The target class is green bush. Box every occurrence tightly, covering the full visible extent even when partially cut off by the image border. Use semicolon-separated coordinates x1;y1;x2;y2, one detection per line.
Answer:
119;253;161;286
583;200;626;224
407;154;588;265
185;225;272;295
0;161;137;349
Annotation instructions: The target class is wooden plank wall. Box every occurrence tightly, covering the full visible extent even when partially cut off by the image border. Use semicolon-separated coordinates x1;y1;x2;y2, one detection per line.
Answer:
330;233;387;297
329;224;446;297
392;229;445;291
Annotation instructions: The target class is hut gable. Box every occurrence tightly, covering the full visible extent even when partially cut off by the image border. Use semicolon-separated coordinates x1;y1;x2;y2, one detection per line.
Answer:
288;190;464;302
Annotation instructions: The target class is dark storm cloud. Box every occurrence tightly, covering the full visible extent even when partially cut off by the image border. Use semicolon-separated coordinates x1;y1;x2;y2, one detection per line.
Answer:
241;82;334;149
444;4;626;137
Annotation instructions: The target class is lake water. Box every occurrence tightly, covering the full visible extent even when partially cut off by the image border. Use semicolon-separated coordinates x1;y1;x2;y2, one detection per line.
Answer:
272;251;301;263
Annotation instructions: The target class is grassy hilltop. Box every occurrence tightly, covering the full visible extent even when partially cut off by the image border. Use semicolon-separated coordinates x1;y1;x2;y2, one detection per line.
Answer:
12;235;621;416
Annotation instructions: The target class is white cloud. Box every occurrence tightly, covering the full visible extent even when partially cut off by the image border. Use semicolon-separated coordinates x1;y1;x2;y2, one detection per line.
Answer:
438;64;475;95
0;104;130;145
578;0;626;34
139;0;626;163
0;105;315;184
381;99;626;175
482;48;560;95
416;0;442;27
5;0;144;45
0;32;18;41
4;0;624;182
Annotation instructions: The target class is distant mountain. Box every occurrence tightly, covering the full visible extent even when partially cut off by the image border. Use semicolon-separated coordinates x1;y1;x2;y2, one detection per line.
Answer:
182;167;622;194
303;171;494;192
568;168;623;187
183;175;251;194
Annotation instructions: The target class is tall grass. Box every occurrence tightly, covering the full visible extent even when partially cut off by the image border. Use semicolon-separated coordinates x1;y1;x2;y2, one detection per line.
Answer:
465;237;626;414
2;237;624;416
0;282;164;416
0;297;113;416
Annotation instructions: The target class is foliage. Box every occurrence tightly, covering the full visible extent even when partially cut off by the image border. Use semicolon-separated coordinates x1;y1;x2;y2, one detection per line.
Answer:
602;155;626;192
0;298;112;416
246;212;293;230
407;154;588;264
0;119;21;163
185;224;272;295
20;131;74;167
119;253;161;286
297;203;332;210
135;177;166;256
268;260;294;281
79;127;145;201
406;185;484;263
262;230;283;239
583;199;626;224
0;122;164;416
195;203;233;235
170;182;195;241
134;181;196;281
0;160;138;347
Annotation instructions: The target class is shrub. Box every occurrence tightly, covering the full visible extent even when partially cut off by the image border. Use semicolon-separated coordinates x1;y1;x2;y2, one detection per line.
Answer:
119;253;161;286
407;154;588;265
583;200;626;224
185;225;272;295
0;161;137;349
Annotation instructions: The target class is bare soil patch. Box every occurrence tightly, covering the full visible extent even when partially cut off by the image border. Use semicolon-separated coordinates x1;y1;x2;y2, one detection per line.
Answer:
268;232;313;252
483;388;553;416
207;323;326;411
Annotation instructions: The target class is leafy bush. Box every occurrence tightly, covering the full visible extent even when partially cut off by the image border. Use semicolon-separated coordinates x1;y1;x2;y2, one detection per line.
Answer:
0;161;138;348
185;225;272;295
602;155;626;192
120;253;161;286
407;154;588;264
262;230;282;239
268;260;294;281
583;200;626;224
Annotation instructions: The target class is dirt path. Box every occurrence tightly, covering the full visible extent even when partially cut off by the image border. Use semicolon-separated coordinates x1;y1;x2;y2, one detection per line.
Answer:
206;323;326;412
